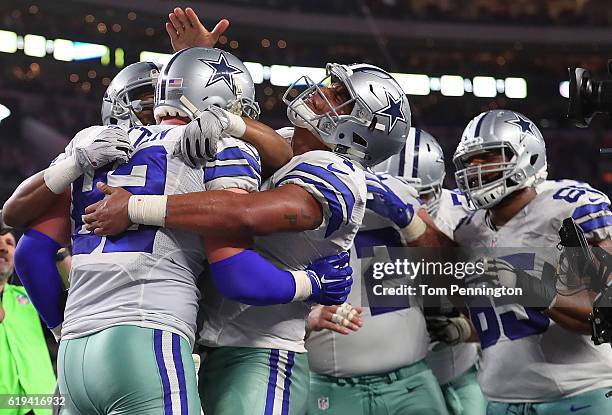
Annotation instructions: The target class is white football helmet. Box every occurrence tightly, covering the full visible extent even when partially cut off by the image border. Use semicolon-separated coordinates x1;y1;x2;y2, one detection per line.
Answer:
101;61;161;128
453;110;547;209
283;63;411;167
374;127;445;215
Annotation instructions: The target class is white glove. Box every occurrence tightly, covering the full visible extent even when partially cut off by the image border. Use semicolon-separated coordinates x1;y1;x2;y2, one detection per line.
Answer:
174;106;247;168
426;316;472;345
174;107;227;168
44;126;134;194
74;126;133;172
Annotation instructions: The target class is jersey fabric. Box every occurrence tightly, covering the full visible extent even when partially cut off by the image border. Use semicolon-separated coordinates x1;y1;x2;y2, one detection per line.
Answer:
62;124;260;346
307;171;430;377
198;149;367;353
434;188;471;240
454;180;612;403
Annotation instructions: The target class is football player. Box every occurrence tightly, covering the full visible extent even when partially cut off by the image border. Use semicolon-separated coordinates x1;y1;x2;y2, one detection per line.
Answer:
84;63;412;415
453;109;612;414
375;127;486;415
7;47;351;414
305;166;453;415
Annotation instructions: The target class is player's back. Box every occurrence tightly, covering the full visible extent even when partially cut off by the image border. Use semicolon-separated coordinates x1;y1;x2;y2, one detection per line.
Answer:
454;180;612;401
307;171;430;377
199;150;367;353
63;124;207;345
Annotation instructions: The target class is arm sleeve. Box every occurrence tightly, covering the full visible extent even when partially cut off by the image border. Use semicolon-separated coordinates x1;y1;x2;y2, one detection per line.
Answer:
204;135;262;192
13;229;65;329
208;249;297;306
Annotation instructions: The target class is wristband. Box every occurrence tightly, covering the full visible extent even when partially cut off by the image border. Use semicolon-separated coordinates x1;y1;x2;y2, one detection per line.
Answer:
291;270;313;301
43;155;82;194
400;214;427;243
128;195;167;226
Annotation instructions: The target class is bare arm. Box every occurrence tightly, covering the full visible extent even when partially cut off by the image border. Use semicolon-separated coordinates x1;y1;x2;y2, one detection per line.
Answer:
408;208;456;248
166;184;322;237
242;118;293;176
3;172;68;228
83;182;323;238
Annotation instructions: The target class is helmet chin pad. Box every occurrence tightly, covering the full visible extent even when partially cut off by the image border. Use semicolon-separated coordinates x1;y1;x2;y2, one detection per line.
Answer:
154;105;190;123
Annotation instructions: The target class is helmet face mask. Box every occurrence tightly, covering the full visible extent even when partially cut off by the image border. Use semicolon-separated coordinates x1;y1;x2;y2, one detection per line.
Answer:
453;110;548;210
284;63;411;167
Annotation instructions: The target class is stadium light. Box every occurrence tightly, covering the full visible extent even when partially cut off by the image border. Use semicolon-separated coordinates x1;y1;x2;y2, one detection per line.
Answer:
139;51;172;65
559;81;569;98
24;34;46;57
473;76;497;98
244;62;264;84
53;39;73;61
72;42;108;61
505;77;527;98
0;30;17;53
392;73;430;96
440;75;464;96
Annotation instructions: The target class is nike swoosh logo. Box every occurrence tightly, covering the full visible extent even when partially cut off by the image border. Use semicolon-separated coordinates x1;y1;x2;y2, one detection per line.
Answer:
570;404;592;412
327;163;348;175
588;197;600;202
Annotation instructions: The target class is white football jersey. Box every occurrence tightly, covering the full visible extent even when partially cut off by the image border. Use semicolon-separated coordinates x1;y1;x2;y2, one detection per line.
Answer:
425;187;480;385
454;180;612;402
198;148;367;353
307;171;430;377
62;124;261;346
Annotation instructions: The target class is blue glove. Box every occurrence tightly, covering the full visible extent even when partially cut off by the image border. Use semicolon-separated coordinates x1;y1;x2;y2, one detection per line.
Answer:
366;178;414;229
306;251;353;305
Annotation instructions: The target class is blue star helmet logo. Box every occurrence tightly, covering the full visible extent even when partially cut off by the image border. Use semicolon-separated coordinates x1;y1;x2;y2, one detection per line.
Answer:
375;91;407;134
199;53;244;92
505;113;536;136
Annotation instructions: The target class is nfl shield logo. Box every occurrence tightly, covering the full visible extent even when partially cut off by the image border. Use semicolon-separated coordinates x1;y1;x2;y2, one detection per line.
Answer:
317;397;329;410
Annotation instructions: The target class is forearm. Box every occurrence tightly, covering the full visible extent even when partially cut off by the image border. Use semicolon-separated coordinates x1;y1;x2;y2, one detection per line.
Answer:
208;249;312;305
162;185;321;237
14;229;67;329
547;290;594;334
3;172;64;228
242;118;293;174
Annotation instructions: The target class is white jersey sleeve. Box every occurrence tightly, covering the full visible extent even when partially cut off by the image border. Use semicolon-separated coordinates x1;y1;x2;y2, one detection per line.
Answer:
435;189;470;240
537;179;612;242
204;135;261;192
270;150;366;246
275;126;295;143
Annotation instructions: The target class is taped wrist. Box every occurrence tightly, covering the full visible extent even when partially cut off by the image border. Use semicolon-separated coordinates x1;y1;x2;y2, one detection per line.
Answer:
208;250;297;305
128;195;167;226
291;270;313;301
400;214;427;243
221;108;247;138
43;155;82;194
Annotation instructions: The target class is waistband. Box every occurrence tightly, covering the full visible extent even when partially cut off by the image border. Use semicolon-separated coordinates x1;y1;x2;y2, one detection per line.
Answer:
311;359;429;386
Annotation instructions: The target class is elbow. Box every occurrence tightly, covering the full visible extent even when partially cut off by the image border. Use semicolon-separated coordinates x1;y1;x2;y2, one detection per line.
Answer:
2;200;23;228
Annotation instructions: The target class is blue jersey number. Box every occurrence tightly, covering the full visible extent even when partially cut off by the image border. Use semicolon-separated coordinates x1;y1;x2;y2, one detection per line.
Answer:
469;253;550;349
71;146;168;255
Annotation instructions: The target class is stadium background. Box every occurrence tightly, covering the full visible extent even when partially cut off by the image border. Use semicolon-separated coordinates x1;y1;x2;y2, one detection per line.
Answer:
0;0;610;205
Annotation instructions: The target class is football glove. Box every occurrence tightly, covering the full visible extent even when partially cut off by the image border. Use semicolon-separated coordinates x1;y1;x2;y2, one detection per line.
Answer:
426;315;472;345
306;251;353;305
174;106;229;168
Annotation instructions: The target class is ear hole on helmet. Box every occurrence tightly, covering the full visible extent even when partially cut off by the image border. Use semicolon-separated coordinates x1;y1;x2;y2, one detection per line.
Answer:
530;154;539;165
353;132;367;147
